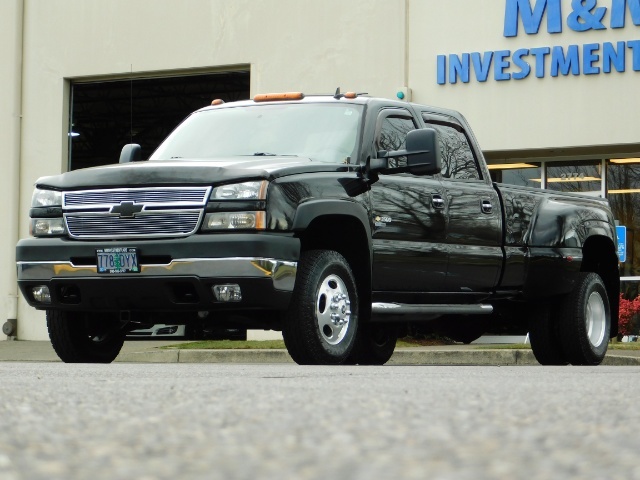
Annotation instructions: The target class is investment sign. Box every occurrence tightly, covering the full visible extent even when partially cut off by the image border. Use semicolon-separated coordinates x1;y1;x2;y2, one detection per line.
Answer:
437;0;640;84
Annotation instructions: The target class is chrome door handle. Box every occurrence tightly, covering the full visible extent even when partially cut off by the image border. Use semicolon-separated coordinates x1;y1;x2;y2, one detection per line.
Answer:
432;195;445;209
481;200;493;214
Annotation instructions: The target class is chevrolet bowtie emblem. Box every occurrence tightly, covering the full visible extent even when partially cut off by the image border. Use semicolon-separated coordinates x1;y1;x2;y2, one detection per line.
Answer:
110;201;144;218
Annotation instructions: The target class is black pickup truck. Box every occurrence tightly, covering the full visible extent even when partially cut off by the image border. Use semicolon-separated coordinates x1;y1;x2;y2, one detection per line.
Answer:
16;91;620;366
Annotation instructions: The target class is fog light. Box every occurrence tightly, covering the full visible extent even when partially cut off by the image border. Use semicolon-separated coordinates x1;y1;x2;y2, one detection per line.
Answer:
31;286;51;304
212;284;242;302
156;326;179;335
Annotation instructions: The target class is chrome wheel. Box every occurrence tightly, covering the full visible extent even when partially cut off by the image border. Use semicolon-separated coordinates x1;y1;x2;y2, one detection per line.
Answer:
586;291;606;348
316;274;351;346
282;250;359;365
557;272;611;366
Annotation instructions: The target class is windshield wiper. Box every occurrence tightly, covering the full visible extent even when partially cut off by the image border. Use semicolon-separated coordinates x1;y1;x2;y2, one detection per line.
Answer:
253;152;277;156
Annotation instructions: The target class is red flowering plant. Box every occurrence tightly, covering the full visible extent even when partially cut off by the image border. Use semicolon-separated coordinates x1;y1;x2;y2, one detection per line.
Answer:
619;293;640;338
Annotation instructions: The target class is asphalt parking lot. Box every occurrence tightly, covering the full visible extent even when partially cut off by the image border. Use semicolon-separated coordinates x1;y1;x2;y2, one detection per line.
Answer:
2;362;640;480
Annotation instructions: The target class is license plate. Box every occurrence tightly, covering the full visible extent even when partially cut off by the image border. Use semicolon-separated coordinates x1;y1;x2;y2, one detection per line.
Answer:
96;247;139;274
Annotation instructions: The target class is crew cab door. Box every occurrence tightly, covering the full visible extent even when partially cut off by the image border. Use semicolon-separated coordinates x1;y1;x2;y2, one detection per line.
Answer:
369;108;448;293
422;114;503;292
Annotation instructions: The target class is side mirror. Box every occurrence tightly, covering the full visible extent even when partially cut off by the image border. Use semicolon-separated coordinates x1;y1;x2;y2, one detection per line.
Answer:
383;128;441;176
363;127;441;183
119;144;142;163
405;128;441;175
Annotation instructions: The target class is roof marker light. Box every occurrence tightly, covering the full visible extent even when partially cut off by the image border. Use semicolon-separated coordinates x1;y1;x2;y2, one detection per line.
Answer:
211;99;225;105
253;92;305;102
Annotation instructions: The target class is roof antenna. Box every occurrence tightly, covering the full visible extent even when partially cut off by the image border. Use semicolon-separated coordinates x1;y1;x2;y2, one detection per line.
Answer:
333;87;342;100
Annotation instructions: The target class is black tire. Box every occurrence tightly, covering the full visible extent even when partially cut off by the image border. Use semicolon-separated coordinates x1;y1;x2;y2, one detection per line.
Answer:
347;324;398;365
283;250;358;365
184;323;204;340
556;272;611;366
528;302;568;365
47;310;126;363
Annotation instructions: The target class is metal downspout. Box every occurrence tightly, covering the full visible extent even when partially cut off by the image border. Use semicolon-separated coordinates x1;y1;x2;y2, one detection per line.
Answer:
3;0;25;339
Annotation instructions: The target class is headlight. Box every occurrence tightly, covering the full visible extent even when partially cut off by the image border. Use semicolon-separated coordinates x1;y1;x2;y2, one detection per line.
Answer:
31;218;66;237
202;212;266;231
211;181;268;200
31;188;62;207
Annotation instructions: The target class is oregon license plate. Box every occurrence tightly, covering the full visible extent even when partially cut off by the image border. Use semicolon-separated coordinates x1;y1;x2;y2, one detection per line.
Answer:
96;247;139;274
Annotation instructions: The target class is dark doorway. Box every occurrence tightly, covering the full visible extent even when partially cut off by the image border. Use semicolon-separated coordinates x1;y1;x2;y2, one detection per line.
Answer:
69;70;250;170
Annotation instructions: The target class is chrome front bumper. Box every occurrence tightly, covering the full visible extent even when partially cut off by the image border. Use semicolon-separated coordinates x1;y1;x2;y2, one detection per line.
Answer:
17;257;298;292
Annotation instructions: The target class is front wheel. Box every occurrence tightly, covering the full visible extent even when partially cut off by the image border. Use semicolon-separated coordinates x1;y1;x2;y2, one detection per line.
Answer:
283;250;358;365
556;272;611;366
47;310;126;363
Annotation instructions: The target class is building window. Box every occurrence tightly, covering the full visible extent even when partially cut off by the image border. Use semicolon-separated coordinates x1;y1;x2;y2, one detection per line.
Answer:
608;159;640;289
545;160;603;196
69;71;250;170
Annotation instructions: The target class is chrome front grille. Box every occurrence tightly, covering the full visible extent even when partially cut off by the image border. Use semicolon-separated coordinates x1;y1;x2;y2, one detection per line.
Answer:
63;187;210;208
62;187;211;239
65;211;203;239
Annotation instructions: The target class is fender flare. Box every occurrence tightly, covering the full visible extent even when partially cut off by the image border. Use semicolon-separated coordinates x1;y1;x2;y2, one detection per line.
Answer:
291;199;372;239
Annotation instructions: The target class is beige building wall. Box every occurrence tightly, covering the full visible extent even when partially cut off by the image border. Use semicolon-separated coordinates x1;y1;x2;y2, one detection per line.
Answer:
5;0;639;339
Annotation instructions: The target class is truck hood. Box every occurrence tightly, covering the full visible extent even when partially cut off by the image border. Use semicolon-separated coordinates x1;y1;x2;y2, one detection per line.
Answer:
35;157;355;190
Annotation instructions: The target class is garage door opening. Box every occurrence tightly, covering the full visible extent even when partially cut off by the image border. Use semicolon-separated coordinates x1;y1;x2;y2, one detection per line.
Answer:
69;70;250;171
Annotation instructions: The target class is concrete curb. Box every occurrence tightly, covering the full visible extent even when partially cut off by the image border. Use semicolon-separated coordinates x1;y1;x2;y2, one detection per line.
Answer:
388;349;539;366
115;348;640;366
602;355;640;366
116;348;292;364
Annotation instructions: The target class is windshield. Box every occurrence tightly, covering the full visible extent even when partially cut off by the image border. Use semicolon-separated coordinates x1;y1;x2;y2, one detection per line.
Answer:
150;103;363;164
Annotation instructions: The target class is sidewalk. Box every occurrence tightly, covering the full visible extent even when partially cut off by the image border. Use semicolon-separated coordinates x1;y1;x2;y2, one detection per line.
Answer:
2;340;640;365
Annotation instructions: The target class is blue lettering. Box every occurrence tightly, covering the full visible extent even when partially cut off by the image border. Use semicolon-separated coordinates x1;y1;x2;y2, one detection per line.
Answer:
437;55;446;84
603;41;626;72
494;51;512;80
551;45;581;76
628;40;640;70
583;43;601;74
504;0;563;37
530;46;551;77
471;52;494;82
611;0;640;28
512;49;532;79
449;53;471;84
567;0;607;31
